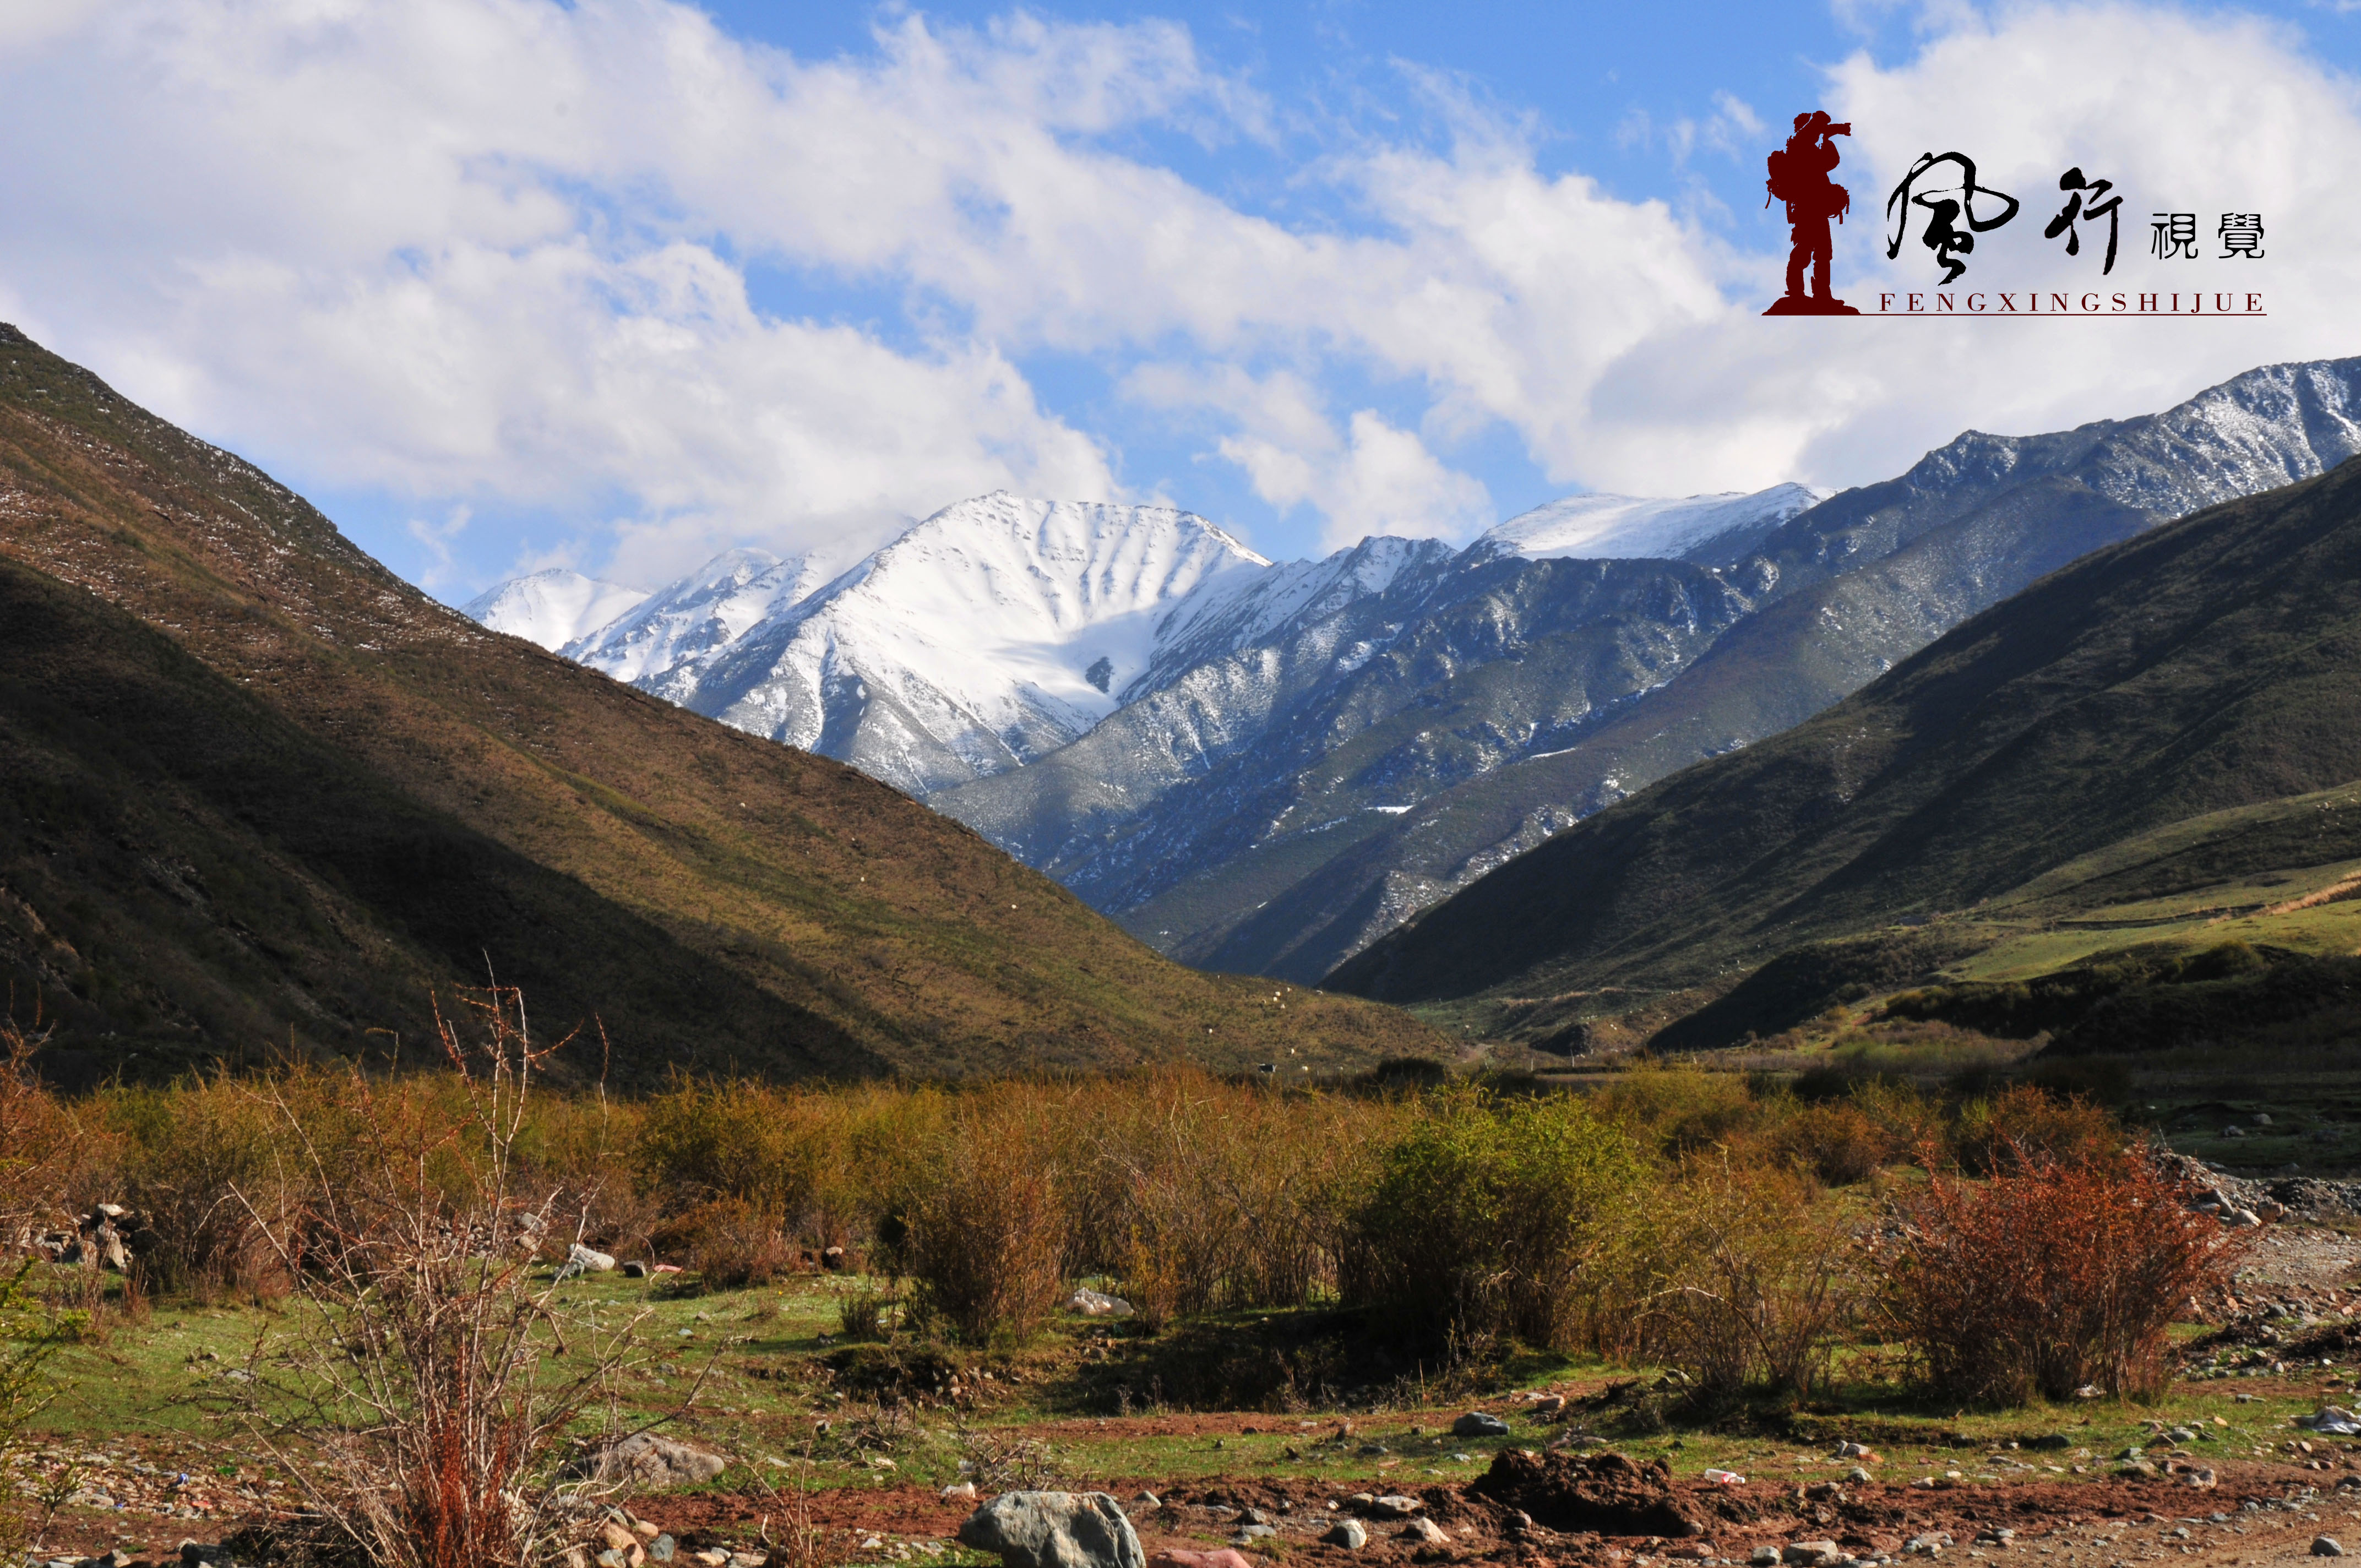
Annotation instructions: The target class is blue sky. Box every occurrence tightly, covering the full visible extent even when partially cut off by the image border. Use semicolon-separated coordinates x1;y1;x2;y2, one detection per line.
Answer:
1;0;2354;596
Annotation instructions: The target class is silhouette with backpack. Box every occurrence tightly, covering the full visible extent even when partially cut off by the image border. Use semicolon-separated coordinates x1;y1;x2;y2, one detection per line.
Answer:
1764;111;1859;316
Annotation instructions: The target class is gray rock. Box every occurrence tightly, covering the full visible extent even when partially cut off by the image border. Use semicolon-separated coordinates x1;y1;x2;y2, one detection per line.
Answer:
1402;1518;1449;1546
1367;1495;1423;1519
1452;1411;1510;1438
570;1244;618;1271
2318;1539;2346;1558
1232;1526;1276;1543
649;1538;674;1563
1324;1521;1369;1550
1067;1288;1133;1318
587;1433;730;1488
957;1491;1146;1568
1753;1549;1782;1566
622;1261;650;1278
1785;1544;1843;1567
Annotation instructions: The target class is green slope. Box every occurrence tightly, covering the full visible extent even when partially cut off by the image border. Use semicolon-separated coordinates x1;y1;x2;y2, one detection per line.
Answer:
0;325;1438;1083
1326;454;2361;1036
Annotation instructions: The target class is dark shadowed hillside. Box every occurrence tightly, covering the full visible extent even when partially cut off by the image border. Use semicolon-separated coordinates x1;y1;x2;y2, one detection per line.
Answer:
1328;453;2361;1029
0;325;1436;1084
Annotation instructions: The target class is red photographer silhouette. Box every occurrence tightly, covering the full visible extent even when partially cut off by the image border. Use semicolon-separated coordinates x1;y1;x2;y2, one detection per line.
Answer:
1764;111;1859;316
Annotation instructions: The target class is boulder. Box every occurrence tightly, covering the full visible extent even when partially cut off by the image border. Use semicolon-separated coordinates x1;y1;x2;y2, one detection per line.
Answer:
586;1434;729;1488
1067;1288;1134;1318
958;1491;1146;1568
570;1244;618;1272
1453;1411;1510;1438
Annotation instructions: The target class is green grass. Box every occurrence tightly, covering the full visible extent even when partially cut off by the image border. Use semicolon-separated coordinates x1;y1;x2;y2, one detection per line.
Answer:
21;1265;2357;1507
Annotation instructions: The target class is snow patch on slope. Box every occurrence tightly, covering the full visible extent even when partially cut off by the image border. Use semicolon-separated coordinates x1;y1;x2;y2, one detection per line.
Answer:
1481;483;1828;562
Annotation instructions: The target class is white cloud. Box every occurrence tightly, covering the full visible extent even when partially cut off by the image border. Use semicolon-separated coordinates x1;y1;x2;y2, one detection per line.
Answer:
0;0;2353;594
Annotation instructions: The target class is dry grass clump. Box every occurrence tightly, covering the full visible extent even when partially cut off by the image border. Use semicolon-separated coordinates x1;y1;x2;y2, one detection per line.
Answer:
1878;1139;2240;1404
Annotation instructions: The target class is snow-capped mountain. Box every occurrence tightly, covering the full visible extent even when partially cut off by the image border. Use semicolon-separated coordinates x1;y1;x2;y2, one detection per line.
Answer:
564;547;836;703
1477;483;1827;565
463;569;648;652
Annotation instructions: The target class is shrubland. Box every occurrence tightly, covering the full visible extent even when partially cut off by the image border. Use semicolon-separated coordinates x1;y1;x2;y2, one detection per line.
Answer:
0;1038;2238;1429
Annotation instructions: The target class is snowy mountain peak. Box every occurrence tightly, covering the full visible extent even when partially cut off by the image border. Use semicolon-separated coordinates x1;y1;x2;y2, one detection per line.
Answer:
670;494;1279;795
1479;483;1829;563
463;569;649;652
564;546;836;698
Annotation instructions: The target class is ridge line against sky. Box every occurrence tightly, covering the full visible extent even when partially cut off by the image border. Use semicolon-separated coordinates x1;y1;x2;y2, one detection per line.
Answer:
0;0;2354;598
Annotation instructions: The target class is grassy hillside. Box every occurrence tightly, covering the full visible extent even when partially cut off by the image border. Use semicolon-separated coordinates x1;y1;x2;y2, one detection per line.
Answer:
1326;454;2361;1041
0;324;1437;1083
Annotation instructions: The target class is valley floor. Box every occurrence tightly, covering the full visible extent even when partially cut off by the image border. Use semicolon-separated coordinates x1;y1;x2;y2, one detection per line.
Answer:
17;1230;2361;1568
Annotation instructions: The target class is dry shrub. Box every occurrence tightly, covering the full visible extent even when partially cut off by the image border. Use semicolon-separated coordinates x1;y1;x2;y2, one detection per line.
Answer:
1065;1071;1379;1329
903;1102;1066;1344
1340;1090;1644;1351
1951;1083;2118;1174
0;1017;77;1242
634;1079;948;1253
1591;1061;1764;1159
1774;1101;1894;1185
1879;1140;2240;1405
1644;1159;1859;1400
227;989;634;1568
649;1198;797;1289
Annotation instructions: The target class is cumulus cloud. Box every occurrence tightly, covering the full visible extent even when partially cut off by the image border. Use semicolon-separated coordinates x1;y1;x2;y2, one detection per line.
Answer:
0;0;2352;592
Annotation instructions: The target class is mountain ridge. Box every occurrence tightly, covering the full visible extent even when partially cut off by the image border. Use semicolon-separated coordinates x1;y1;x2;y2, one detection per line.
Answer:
1325;443;2361;1020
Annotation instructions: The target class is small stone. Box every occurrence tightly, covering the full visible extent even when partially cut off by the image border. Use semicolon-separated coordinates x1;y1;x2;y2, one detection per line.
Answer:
1132;1493;1161;1510
943;1483;981;1503
1753;1550;1783;1566
1452;1411;1510;1438
1367;1495;1423;1519
649;1538;674;1564
1231;1526;1275;1543
1324;1521;1369;1550
1402;1519;1449;1546
1847;1468;1873;1484
1785;1543;1843;1567
2316;1538;2346;1558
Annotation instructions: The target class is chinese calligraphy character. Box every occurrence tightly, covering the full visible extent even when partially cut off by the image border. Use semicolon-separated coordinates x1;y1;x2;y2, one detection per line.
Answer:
2151;213;2198;259
2043;166;2122;274
2219;214;2265;258
1885;152;2020;284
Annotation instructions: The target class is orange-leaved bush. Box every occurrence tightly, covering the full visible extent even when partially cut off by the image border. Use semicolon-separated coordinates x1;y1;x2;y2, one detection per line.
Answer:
1879;1139;2241;1405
